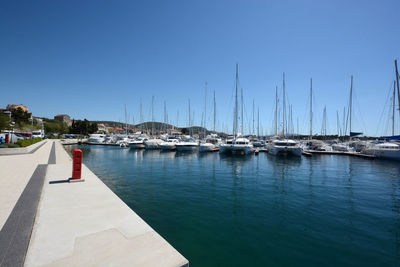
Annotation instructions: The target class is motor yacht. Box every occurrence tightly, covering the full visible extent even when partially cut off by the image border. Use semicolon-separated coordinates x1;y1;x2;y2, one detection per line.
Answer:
159;137;180;151
88;134;106;144
219;137;254;155
144;138;163;149
267;139;302;156
129;136;148;149
303;139;332;152
199;134;221;152
363;142;400;160
175;138;199;152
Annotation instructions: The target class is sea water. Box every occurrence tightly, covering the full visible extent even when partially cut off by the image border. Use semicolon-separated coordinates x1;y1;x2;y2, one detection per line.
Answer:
69;145;400;266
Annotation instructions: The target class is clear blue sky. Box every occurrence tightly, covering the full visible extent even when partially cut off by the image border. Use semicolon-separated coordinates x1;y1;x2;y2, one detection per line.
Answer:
1;0;399;136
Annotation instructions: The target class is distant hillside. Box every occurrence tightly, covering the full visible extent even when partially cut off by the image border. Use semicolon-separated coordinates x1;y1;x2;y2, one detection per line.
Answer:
92;120;223;135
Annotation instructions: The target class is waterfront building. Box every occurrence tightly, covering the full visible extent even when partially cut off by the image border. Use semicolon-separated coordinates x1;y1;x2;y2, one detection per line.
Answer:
6;104;29;113
54;114;72;126
97;123;107;133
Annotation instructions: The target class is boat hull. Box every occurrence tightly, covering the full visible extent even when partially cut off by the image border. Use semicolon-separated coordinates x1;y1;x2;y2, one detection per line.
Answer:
199;144;216;152
129;143;145;149
267;146;302;157
175;145;199;152
159;144;176;151
363;148;400;160
219;144;253;155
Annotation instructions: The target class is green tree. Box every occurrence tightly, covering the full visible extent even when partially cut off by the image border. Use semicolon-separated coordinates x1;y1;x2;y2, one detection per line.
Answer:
0;113;9;131
11;107;31;126
69;119;97;135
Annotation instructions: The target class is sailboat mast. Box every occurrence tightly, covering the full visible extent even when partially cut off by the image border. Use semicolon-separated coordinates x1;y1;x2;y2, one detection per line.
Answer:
349;75;353;141
282;73;286;137
393;80;396;136
343;107;346;140
140;98;143;132
257;107;260;138
322;106;327;137
125;104;128;135
188;99;191;135
274;86;278;135
241;87;244;135
395;60;400;119
234;63;239;137
204;82;207;135
164;101;167;133
151;96;155;136
337;110;340;137
252;99;255;135
213;91;216;132
310;78;313;140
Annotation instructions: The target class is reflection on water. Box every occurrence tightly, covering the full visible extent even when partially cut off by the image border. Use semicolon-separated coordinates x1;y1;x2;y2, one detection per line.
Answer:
66;145;400;267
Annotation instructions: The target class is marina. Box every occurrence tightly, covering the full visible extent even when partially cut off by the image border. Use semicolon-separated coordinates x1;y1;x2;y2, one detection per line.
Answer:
1;1;400;266
64;144;400;267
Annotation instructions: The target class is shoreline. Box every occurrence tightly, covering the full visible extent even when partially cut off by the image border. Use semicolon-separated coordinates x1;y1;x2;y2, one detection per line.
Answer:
0;140;188;267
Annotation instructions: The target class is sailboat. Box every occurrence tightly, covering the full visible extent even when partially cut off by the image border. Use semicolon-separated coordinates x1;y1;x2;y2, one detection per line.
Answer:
331;75;358;152
200;87;221;152
144;96;163;149
267;73;302;157
363;60;400;160
219;64;253;155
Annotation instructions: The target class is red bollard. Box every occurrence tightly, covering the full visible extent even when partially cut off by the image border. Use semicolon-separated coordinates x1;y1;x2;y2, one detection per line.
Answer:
70;149;84;182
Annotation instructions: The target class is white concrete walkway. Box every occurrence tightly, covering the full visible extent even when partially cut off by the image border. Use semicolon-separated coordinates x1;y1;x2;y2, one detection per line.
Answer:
0;140;52;229
1;140;188;267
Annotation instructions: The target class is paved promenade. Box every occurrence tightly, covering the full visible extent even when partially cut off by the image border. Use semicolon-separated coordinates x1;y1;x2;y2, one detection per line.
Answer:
0;140;188;267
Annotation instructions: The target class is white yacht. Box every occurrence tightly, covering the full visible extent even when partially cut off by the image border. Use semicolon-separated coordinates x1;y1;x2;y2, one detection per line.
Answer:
144;138;163;149
159;138;180;151
175;138;199;152
199;135;221;152
116;137;130;145
88;134;106;144
219;137;254;155
129;136;148;149
267;139;302;157
363;142;400;160
303;139;332;151
199;143;216;152
218;64;253;155
331;143;351;152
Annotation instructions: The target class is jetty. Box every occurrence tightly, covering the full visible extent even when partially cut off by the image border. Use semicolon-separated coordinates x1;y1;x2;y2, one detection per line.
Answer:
305;150;376;159
0;140;188;267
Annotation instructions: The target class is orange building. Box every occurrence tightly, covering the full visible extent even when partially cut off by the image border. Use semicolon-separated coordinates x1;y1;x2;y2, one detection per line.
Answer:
6;104;29;113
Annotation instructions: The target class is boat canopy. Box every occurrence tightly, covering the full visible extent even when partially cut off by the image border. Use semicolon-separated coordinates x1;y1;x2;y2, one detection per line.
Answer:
350;132;363;137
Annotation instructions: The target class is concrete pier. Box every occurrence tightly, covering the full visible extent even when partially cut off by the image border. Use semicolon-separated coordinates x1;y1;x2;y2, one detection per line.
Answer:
0;140;188;267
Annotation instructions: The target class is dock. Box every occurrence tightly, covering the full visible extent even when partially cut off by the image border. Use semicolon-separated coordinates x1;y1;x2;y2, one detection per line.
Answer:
305;150;376;159
0;140;188;267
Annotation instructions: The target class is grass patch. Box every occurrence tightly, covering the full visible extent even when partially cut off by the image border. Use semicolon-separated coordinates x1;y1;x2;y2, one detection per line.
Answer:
0;143;21;148
15;138;42;147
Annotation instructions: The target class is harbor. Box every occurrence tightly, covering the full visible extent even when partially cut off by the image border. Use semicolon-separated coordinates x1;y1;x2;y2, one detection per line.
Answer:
1;1;400;266
64;143;400;266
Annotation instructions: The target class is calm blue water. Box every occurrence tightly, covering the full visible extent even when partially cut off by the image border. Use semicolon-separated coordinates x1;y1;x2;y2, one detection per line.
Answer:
69;145;400;266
